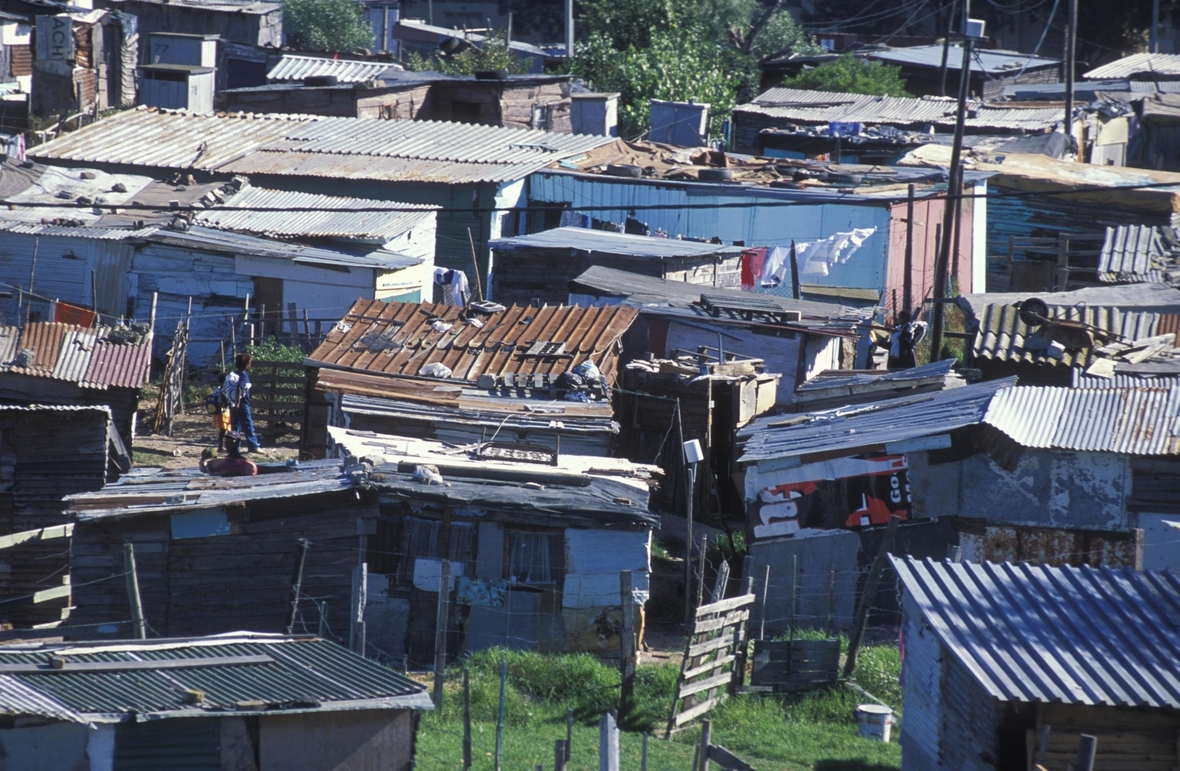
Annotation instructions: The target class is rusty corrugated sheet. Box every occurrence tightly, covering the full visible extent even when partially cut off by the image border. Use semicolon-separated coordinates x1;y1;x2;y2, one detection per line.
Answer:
309;299;638;386
0;322;151;389
83;336;153;389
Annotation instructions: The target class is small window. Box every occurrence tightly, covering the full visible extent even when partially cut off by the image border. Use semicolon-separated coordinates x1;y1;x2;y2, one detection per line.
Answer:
452;100;482;124
398;516;474;583
171;509;231;539
505;531;562;584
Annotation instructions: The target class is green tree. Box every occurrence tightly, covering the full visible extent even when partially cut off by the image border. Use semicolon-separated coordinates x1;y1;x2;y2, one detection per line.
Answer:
573;30;746;139
404;32;531;76
282;0;374;52
571;0;820;140
783;54;910;96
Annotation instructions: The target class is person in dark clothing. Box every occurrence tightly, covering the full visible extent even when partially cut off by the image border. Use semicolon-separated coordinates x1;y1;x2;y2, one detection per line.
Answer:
887;310;927;369
200;434;258;477
222;353;261;452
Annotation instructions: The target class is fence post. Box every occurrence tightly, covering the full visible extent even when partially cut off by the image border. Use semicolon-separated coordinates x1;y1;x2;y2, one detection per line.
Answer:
641;733;649;771
554;740;566;771
1075;734;1097;771
462;667;472;770
433;560;451;710
698;719;712;771
759;565;770;641
123;543;146;640
599;711;619;771
495;659;506;771
620;570;636;704
350;561;367;655
843;514;901;678
566;709;573;762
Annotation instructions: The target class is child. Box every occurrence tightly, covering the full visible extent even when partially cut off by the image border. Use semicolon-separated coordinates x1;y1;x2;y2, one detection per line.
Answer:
206;373;232;451
222;353;261;452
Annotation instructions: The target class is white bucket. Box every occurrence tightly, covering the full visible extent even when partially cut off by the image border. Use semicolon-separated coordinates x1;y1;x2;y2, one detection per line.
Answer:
855;704;893;742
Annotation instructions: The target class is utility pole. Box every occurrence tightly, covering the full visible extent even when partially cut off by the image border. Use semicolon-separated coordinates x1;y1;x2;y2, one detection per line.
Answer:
1064;0;1078;148
1152;0;1161;53
123;543;146;640
564;0;574;61
930;2;975;363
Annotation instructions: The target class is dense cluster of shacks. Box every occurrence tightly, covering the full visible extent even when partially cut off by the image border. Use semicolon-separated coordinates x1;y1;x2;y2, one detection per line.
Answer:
0;9;1168;770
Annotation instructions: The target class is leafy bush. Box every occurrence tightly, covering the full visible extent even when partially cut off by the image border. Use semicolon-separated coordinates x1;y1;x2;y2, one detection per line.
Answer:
282;0;373;52
784;54;911;97
246;336;305;364
404;32;531;76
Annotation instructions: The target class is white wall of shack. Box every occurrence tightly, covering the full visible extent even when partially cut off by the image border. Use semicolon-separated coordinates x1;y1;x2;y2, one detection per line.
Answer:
529;172;894;293
0;721;114;771
563;527;650;608
899;590;942;771
0;231;134;323
903;447;1131;531
972;180;987;295
133;243;253;367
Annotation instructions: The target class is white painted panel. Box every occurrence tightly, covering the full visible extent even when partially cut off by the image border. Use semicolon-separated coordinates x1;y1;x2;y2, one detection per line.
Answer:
563;528;650;608
971;180;987;294
1137;513;1180;570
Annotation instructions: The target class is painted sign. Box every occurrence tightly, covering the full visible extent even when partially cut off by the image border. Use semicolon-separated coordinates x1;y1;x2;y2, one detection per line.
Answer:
753;455;910;539
35;15;73;62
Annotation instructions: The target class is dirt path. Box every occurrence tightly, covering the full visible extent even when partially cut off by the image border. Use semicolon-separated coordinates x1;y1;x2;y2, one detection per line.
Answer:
132;404;301;469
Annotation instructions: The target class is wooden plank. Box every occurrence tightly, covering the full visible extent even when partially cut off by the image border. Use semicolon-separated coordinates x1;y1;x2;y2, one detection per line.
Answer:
708;744;755;771
687;635;737;659
678;672;735;700
695;594;755;618
0;524;73;550
693;609;749;635
0;653;274;674
683;654;736;681
674;697;723;727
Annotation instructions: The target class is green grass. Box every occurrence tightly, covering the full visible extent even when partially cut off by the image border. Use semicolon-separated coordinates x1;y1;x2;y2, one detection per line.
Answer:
415;642;902;771
131;447;175;466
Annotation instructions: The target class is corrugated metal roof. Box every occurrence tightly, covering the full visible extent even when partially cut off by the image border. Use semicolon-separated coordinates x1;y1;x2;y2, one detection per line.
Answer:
736;88;1064;131
893;557;1180;709
0;322;152;389
0;634;429;723
1072;369;1180;388
738;377;1013;463
223;119;614;184
984;384;1180;455
866;44;1060;73
30;108;316;173
195;185;437;243
146;226;422;270
67;461;361;520
1098;225;1180;284
308;298;638;386
1085;52;1180;79
108;0;280;13
492;227;744;258
0;675;86;724
267;55;394;84
968;302;1179;368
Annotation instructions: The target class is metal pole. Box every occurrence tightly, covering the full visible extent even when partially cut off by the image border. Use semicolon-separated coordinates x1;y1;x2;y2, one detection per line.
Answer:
1152;0;1161;52
123;543;146;640
463;668;473;770
684;460;697;627
938;0;957;96
1064;0;1077;147
930;29;974;362
903;183;915;314
564;0;574;60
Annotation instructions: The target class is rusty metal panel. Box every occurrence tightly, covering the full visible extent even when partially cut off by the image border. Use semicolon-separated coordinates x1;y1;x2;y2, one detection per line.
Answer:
307;298;638;389
83;335;152;389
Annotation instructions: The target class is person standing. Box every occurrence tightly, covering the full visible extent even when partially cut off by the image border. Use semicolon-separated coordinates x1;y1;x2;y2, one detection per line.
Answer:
888;310;927;369
222;353;261;452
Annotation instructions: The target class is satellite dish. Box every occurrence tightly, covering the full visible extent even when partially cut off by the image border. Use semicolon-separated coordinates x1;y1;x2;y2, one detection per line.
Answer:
1018;297;1050;328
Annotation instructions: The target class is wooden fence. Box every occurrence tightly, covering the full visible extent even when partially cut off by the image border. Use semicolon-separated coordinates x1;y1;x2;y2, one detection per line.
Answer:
249;360;308;436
